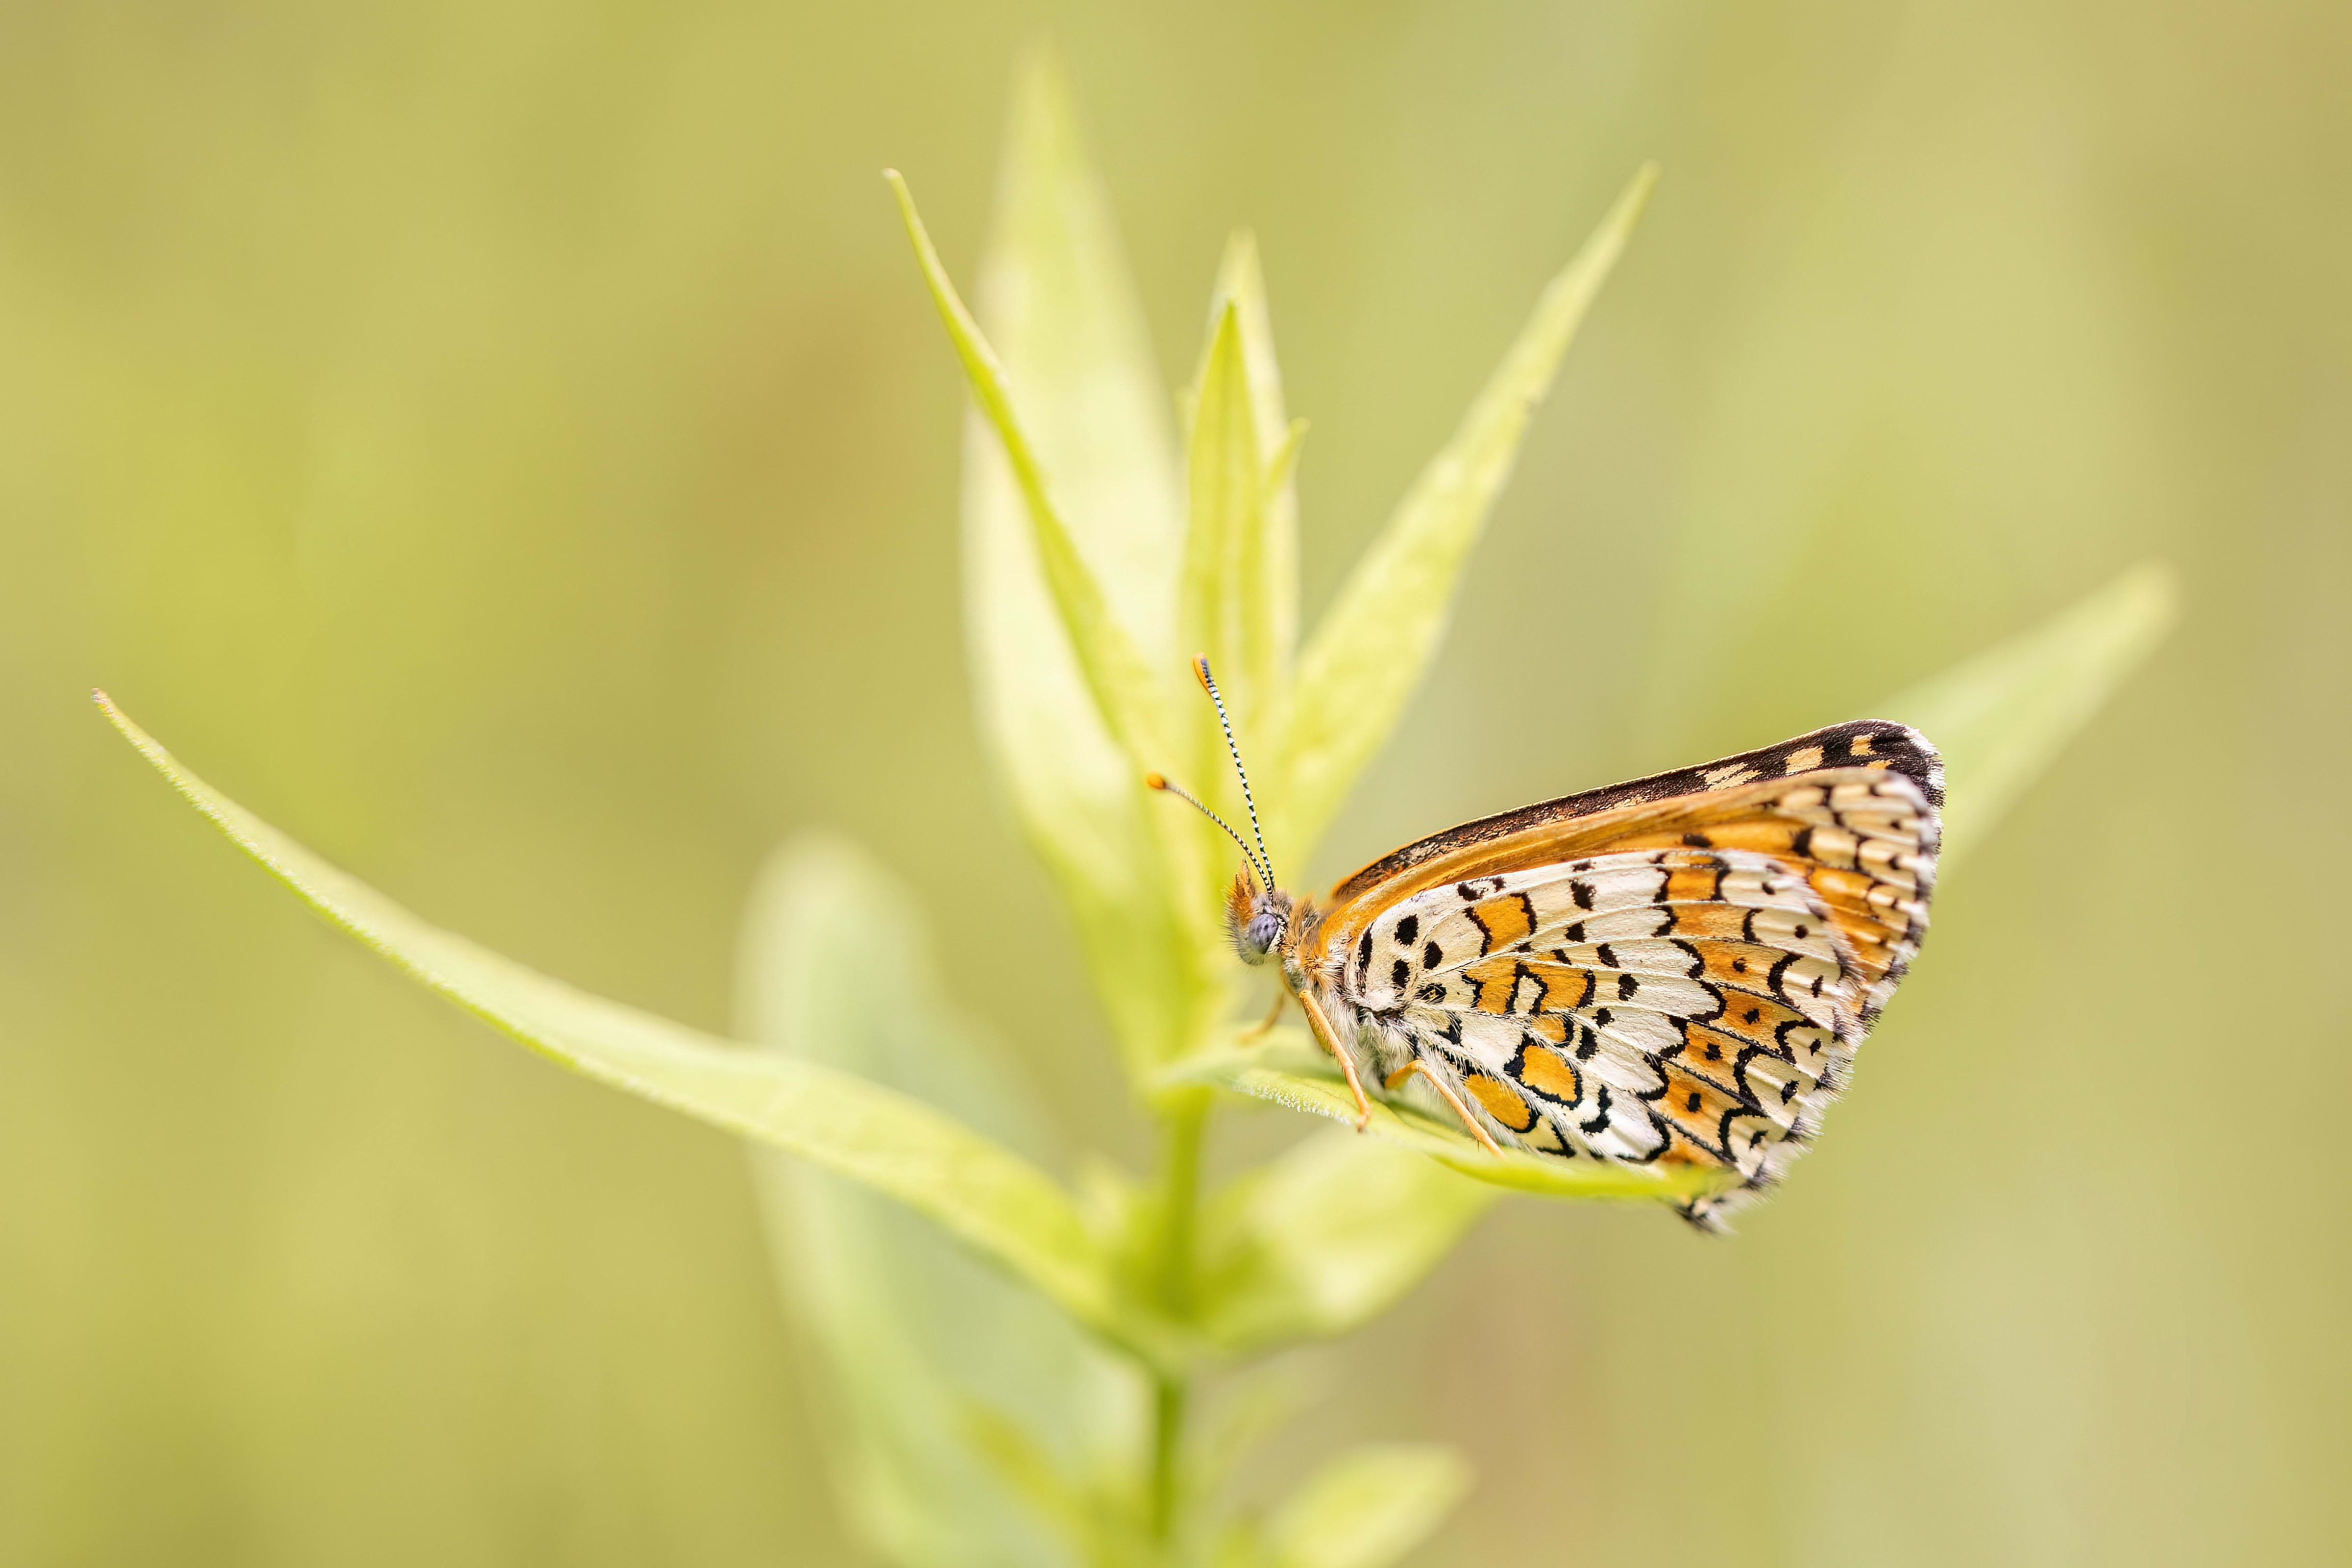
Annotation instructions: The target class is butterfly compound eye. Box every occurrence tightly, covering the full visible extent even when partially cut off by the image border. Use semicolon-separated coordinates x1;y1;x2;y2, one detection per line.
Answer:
1224;878;1287;965
1243;908;1286;960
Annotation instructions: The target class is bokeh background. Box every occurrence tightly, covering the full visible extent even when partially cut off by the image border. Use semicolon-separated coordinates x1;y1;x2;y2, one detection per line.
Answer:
4;1;2348;1563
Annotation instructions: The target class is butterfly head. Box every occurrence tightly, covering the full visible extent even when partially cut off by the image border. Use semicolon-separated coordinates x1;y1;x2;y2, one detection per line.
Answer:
1224;874;1295;966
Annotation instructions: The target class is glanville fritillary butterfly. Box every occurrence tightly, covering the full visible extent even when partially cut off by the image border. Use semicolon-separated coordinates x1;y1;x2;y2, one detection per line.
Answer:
1152;657;1941;1230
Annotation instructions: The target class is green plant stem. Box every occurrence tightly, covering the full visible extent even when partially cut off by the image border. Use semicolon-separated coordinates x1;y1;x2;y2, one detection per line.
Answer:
1147;1089;1210;1542
1150;1373;1187;1544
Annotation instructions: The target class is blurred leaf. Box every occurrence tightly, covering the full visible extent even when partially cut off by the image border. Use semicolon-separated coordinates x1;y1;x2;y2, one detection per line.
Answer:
97;695;1154;1358
1201;229;1302;695
1182;303;1270;725
1198;233;1297;477
1264;1445;1472;1568
1884;561;2179;865
738;834;1141;1568
1162;1035;1730;1203
1276;164;1657;855
1194;1363;1322;1509
954;1403;1099;1563
942;54;1205;1074
1176;301;1282;905
1197;1128;1498;1352
971;49;1185;659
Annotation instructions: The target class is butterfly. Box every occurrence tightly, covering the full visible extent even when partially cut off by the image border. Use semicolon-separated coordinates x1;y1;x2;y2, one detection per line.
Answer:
1152;658;1941;1230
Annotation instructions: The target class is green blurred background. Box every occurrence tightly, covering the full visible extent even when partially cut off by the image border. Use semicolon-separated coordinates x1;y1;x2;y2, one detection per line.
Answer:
4;0;2347;1563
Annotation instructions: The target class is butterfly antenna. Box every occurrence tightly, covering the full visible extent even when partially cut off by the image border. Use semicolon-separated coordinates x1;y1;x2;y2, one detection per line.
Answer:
1191;655;1276;890
1145;773;1266;892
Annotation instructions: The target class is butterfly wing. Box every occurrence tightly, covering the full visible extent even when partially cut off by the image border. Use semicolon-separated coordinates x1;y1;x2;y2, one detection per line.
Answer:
1304;722;1939;1229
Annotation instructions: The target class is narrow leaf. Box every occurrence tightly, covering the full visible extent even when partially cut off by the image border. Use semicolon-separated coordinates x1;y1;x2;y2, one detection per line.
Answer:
98;695;1146;1358
1198;1128;1498;1352
1883;561;2178;866
1280;165;1657;854
952;55;1201;1074
1174;301;1284;917
891;167;1175;774
1183;302;1270;730
1204;230;1301;682
970;50;1185;657
1266;1445;1471;1568
739;835;1137;1568
1161;1036;1730;1203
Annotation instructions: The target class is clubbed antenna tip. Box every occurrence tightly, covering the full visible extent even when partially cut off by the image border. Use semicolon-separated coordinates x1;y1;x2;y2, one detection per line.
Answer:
1146;770;1269;893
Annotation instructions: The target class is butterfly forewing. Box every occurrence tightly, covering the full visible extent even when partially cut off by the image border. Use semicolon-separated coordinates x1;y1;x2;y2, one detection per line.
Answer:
1303;722;1940;1229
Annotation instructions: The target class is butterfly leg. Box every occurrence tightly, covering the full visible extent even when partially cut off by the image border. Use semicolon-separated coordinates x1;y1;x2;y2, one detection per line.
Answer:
1237;987;1287;1040
1383;1059;1506;1159
1294;989;1373;1130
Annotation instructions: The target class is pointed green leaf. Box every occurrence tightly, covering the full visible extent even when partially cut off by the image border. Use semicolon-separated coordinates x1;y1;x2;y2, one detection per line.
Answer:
1172;302;1287;915
1203;230;1301;682
1198;1128;1498;1352
738;834;1139;1568
98;695;1150;1358
931;56;1210;1075
969;51;1185;659
891;167;1175;775
1265;1445;1471;1568
1183;302;1271;730
1883;562;2178;866
1279;165;1657;854
1161;1036;1730;1203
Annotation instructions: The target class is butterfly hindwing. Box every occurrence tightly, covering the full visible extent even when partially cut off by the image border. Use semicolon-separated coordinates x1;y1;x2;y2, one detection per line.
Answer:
1308;726;1940;1229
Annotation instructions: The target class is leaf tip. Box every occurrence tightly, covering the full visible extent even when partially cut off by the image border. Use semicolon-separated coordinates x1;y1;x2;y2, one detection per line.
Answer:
1613;160;1663;229
91;687;136;741
1216;226;1263;285
1012;33;1069;89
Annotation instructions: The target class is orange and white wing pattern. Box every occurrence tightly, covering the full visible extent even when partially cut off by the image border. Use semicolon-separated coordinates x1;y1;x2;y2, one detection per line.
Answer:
1302;722;1940;1229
